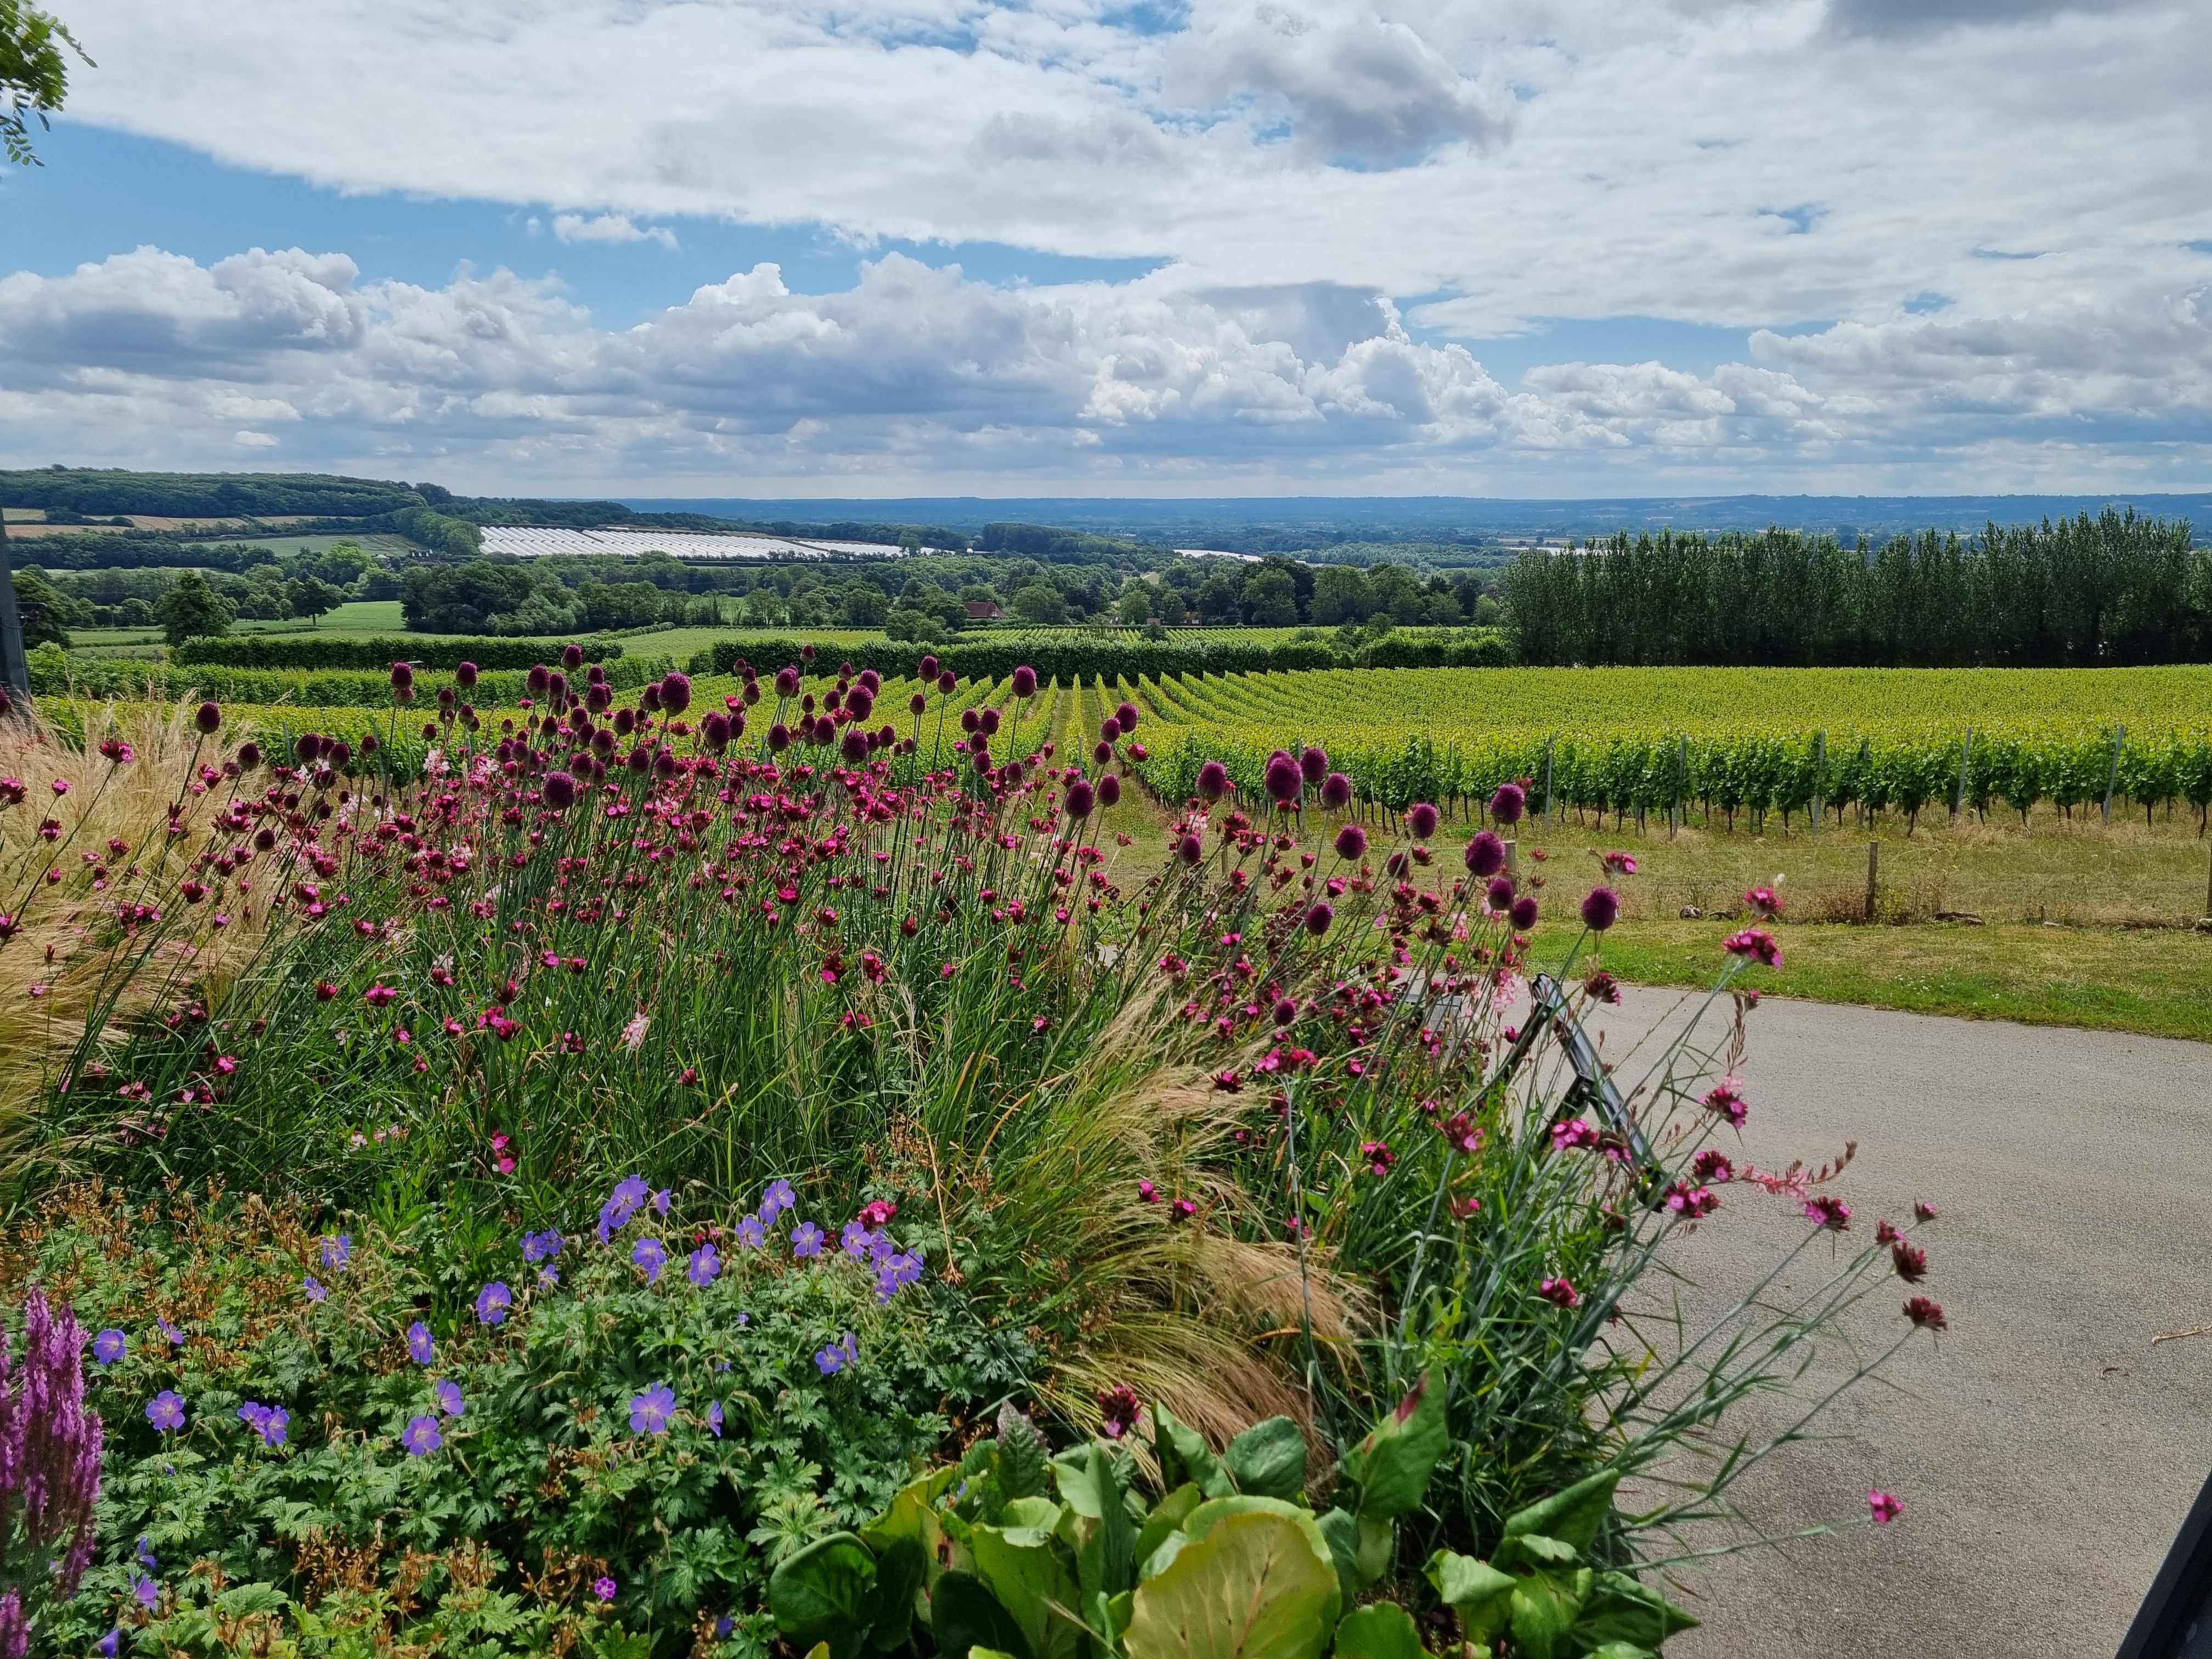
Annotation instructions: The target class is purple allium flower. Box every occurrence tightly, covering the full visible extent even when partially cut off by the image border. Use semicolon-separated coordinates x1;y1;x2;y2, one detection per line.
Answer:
1099;774;1122;807
1011;665;1038;698
1581;885;1621;931
707;1400;724;1438
688;1243;721;1285
433;1378;465;1417
1321;770;1352;810
321;1233;352;1270
302;1276;328;1302
594;1576;618;1603
541;770;577;811
758;1178;795;1222
1177;832;1203;865
93;1328;126;1364
1333;823;1367;860
1299;746;1328;783
791;1222;825;1259
1465;831;1506;878
1195;760;1229;802
631;1238;668;1282
474;1281;512;1325
1407;802;1439;838
1065;779;1095;819
815;1331;859;1374
522;1229;563;1263
1509;895;1539;930
147;1391;187;1431
629;1384;676;1435
402;1415;443;1455
735;1215;768;1249
407;1322;435;1364
1263;755;1301;805
1488;782;1526;825
1304;901;1334;936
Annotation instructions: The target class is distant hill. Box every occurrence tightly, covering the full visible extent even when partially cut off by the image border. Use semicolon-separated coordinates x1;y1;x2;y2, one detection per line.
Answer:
0;467;428;520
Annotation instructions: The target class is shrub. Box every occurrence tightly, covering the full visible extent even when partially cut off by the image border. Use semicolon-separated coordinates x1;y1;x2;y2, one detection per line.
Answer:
173;637;624;672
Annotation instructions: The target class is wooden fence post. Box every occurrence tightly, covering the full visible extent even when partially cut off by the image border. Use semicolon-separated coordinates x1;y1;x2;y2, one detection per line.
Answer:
1865;840;1879;922
2102;725;2124;825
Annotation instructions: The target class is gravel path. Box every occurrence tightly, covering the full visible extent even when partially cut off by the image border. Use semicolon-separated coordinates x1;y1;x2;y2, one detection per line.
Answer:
1554;986;2212;1659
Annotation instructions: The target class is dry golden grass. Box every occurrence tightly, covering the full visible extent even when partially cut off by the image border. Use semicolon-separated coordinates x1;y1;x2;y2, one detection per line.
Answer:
0;699;274;1183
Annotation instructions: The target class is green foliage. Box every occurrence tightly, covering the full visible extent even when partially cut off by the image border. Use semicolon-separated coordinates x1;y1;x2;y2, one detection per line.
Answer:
1;0;89;165
173;634;625;671
391;507;486;559
157;571;235;646
0;468;426;518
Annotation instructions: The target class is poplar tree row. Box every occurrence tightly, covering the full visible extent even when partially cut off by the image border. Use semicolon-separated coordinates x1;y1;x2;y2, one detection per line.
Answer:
1504;509;2210;667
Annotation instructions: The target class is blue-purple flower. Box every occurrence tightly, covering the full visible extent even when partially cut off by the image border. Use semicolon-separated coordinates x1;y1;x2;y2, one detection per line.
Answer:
791;1222;824;1259
840;1221;877;1260
687;1243;721;1285
136;1536;157;1572
874;1251;927;1303
146;1390;187;1431
758;1178;795;1222
815;1332;859;1374
403;1415;443;1455
132;1576;159;1610
706;1400;724;1438
157;1317;184;1346
735;1215;767;1249
652;1188;672;1216
302;1275;328;1302
632;1238;668;1282
98;1629;120;1656
598;1175;650;1243
92;1328;125;1364
320;1233;352;1270
474;1281;512;1325
629;1384;676;1434
238;1401;289;1446
522;1229;563;1263
407;1321;435;1364
433;1378;465;1417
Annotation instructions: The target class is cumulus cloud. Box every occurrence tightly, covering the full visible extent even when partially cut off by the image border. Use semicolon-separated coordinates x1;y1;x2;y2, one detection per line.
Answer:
3;243;2207;489
551;213;678;249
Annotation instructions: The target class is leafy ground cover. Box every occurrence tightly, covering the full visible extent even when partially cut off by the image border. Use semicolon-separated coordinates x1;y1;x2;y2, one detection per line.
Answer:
0;661;1944;1655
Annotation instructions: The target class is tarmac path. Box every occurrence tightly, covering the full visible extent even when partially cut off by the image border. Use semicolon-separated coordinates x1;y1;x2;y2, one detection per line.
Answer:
1544;986;2212;1659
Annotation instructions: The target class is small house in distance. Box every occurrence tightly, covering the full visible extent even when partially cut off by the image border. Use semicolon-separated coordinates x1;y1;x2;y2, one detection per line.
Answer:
964;598;1006;621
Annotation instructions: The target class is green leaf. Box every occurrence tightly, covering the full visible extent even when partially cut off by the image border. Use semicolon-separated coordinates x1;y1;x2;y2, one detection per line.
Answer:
997;1401;1051;1500
1493;1532;1580;1574
1424;1550;1515;1644
930;1570;1035;1659
1317;1506;1362;1605
1332;1601;1430;1658
870;1535;929;1651
1339;1370;1448;1522
1354;1514;1395;1589
1054;1443;1139;1606
1573;1570;1700;1652
1223;1418;1307;1502
1153;1404;1235;1500
862;1467;957;1583
1137;1482;1205;1576
1508;1567;1593;1659
1125;1498;1342;1659
967;1517;1085;1659
770;1532;880;1657
1501;1470;1620;1555
1579;1644;1657;1659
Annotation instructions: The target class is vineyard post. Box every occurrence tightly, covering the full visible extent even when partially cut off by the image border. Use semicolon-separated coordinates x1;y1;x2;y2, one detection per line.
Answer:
1812;730;1825;834
1673;735;1686;839
1865;840;1878;922
1954;726;1973;824
2102;725;2124;825
1543;738;1555;833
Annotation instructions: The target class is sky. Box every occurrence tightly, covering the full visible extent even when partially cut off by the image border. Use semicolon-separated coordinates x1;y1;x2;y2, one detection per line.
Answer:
0;0;2206;498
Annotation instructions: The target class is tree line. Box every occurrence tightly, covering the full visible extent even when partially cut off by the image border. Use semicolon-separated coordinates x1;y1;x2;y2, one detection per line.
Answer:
1504;511;2211;667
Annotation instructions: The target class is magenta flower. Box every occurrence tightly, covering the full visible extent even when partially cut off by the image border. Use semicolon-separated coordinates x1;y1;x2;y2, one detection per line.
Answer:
1579;885;1621;931
402;1415;442;1455
1804;1194;1851;1231
1892;1240;1929;1283
1097;1383;1141;1440
1304;901;1334;936
1722;927;1784;969
1701;1080;1748;1129
1464;831;1505;878
594;1576;618;1602
1550;1118;1601;1152
629;1384;676;1434
1905;1295;1948;1330
1869;1490;1904;1524
1538;1276;1580;1309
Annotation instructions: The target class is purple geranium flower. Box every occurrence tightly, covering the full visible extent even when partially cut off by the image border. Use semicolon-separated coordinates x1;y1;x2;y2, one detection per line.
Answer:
158;1317;184;1346
136;1537;157;1571
321;1233;352;1270
99;1630;120;1656
402;1415;443;1455
758;1178;794;1222
132;1576;159;1610
840;1221;877;1259
707;1400;724;1438
598;1175;650;1243
93;1328;126;1364
146;1390;187;1431
735;1214;767;1249
593;1576;617;1602
632;1237;667;1282
629;1384;676;1435
238;1401;289;1446
433;1378;465;1417
522;1229;563;1263
474;1281;512;1325
302;1276;328;1302
791;1222;824;1259
815;1331;859;1374
407;1321;435;1364
688;1243;720;1285
652;1188;671;1215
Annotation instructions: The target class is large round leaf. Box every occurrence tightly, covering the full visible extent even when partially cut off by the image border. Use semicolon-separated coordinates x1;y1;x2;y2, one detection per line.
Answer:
1125;1499;1342;1658
769;1532;880;1656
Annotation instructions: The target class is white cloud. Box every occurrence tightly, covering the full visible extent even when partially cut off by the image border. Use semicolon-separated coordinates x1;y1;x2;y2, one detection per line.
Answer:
551;213;678;250
1;243;2207;492
233;430;281;447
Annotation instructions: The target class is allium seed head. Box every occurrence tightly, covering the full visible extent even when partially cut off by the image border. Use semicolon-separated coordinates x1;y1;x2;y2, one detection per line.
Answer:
1465;831;1506;878
1488;782;1526;825
195;700;222;734
1321;771;1352;809
1011;665;1038;697
1581;885;1621;931
1407;802;1438;838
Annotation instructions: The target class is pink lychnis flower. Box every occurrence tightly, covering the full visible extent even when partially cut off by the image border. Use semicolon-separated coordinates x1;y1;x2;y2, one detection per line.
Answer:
1869;1490;1904;1524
